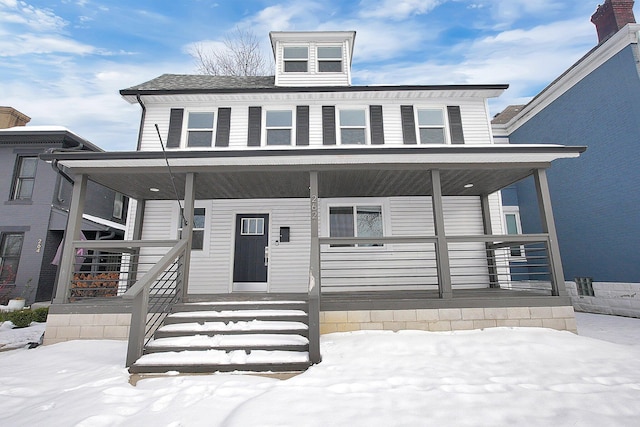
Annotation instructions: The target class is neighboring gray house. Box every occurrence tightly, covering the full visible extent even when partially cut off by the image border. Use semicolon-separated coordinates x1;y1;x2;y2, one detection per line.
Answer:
0;115;128;304
492;0;640;317
42;31;583;374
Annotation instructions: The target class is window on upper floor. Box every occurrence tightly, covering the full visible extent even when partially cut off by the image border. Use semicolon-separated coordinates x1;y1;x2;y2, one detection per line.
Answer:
11;156;37;200
283;46;308;72
0;232;23;283
339;109;367;145
186;112;215;147
265;110;293;146
416;109;446;144
317;46;342;72
329;205;384;247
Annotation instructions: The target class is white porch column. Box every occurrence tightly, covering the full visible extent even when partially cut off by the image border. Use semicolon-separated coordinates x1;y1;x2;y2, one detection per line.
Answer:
533;168;567;297
431;169;452;299
481;194;499;288
53;173;87;303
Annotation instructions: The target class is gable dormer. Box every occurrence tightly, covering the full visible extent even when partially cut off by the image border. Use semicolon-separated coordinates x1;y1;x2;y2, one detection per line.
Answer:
269;31;355;87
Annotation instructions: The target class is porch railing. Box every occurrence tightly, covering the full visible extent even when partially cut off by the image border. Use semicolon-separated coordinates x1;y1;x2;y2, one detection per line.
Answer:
317;234;557;295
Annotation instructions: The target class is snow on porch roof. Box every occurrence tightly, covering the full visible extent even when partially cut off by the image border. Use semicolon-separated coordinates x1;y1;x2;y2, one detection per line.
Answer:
41;145;585;200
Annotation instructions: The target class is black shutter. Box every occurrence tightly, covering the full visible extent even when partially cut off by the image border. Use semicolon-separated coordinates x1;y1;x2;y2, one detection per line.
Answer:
400;105;417;144
447;106;465;144
296;106;309;146
369;105;384;145
322;106;336;145
247;106;262;147
215;107;231;147
166;108;184;148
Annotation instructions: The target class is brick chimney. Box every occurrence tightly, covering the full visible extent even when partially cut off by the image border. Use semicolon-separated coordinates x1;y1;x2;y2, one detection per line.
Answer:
591;0;636;43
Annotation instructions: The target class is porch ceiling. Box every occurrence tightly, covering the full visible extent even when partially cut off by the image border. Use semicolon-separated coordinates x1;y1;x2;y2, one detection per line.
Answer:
43;145;585;200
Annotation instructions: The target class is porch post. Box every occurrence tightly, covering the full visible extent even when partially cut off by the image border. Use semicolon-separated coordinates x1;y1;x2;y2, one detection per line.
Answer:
533;168;567;297
127;199;146;286
481;194;499;288
308;171;321;364
431;169;452;299
181;173;196;301
53;173;87;304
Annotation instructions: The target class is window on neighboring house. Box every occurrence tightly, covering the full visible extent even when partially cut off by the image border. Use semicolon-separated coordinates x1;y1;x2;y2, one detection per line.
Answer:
266;110;293;145
503;208;524;258
11;156;37;200
179;207;206;250
187;112;215;147
339;109;367;144
317;46;342;72
329;205;383;247
417;109;446;144
283;46;308;72
112;193;124;220
0;233;23;283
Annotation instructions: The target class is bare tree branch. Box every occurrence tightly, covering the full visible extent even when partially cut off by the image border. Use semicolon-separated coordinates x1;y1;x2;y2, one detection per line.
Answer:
191;27;273;76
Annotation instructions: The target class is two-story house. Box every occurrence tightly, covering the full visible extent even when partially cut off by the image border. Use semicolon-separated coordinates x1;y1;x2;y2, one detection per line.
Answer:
0;108;128;305
42;31;584;374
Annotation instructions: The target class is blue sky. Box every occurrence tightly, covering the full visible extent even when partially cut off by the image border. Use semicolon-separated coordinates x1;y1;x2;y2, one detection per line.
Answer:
1;0;635;151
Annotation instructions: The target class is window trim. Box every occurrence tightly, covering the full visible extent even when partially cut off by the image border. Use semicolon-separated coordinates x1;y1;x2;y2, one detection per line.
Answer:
415;107;448;145
263;108;295;147
283;46;309;73
317;45;343;73
337;107;369;145
182;110;217;149
11;156;38;201
324;198;388;250
0;232;24;284
503;206;526;260
174;202;210;254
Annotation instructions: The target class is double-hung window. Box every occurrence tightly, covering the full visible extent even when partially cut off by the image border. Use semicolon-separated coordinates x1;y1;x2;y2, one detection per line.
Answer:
339;109;367;145
503;207;524;258
283;47;308;72
179;207;206;250
12;156;37;200
417;109;446;144
186;112;215;148
0;233;23;283
317;46;342;72
266;110;293;146
329;205;383;247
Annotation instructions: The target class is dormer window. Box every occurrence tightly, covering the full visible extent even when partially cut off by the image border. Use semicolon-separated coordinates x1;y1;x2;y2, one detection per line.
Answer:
317;46;342;72
283;47;308;72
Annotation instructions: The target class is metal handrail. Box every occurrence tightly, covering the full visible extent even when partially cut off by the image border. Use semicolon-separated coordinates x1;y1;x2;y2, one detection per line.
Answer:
123;239;189;367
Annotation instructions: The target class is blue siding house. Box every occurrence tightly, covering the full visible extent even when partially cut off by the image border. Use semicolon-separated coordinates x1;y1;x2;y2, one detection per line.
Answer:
492;0;640;316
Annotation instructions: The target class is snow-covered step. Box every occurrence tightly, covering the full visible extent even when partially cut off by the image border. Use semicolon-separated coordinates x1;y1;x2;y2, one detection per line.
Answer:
145;334;309;353
164;309;308;324
131;297;312;374
130;349;311;374
155;320;309;338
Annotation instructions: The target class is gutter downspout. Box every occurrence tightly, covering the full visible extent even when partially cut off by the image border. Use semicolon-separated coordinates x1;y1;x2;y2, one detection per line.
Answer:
136;95;146;151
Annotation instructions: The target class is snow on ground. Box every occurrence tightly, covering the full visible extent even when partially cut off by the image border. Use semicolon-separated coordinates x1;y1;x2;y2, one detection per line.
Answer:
0;314;639;426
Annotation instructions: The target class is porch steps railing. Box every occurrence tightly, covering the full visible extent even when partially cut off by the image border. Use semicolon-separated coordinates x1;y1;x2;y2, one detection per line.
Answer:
129;298;312;374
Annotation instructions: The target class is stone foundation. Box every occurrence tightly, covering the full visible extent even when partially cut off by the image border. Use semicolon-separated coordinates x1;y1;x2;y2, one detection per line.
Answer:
566;281;640;318
320;306;577;334
43;313;131;345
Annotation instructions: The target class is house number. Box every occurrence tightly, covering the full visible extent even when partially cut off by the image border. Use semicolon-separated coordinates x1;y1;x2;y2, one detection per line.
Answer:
36;238;42;253
311;194;318;219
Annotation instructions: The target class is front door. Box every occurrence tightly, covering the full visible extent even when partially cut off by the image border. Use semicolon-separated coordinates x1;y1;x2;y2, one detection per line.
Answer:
233;214;269;291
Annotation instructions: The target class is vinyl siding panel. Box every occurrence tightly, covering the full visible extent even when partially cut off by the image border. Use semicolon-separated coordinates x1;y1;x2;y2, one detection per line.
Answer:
457;101;492;144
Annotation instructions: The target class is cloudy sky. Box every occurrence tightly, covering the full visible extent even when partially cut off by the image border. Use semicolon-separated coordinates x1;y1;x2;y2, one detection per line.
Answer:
1;0;633;151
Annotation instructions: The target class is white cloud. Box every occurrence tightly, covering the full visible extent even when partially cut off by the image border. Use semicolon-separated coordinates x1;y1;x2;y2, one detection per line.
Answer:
359;0;442;20
0;33;96;56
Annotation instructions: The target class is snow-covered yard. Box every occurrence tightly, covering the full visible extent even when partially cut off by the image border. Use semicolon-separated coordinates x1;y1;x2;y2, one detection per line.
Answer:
0;313;639;426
